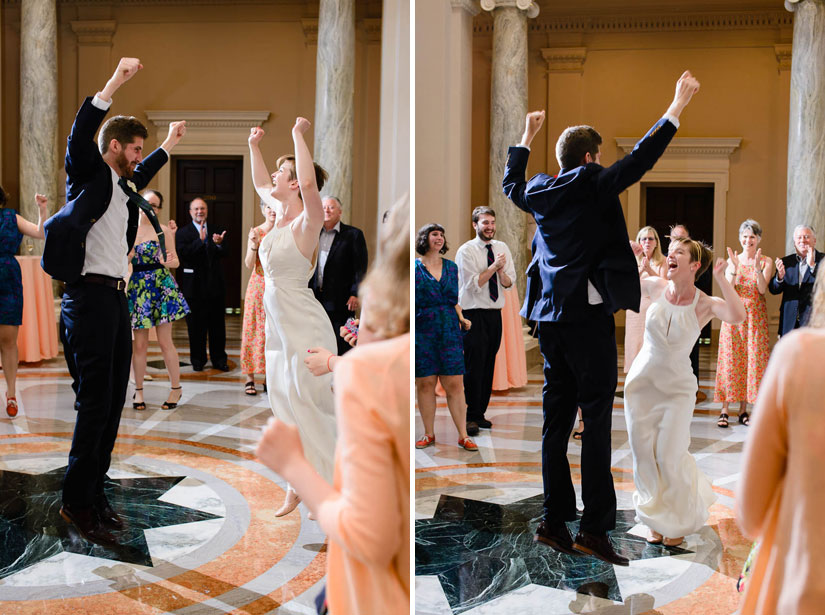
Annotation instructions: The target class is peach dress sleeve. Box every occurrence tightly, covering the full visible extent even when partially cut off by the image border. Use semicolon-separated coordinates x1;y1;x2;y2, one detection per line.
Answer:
737;329;825;614
317;334;410;615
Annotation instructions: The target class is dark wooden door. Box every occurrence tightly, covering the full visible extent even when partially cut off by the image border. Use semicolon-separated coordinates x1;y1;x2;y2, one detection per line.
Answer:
174;157;243;309
645;185;714;343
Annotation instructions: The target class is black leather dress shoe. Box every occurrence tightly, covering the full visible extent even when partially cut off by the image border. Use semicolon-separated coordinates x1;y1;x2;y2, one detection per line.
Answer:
573;531;629;566
60;504;117;546
95;496;124;530
466;421;480;436
534;520;580;555
214;362;230;372
476;418;492;429
192;363;204;372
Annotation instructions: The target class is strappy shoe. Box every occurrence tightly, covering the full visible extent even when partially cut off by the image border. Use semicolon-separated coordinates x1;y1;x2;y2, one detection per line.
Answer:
244;381;257;396
161;387;182;410
738;411;750;426
717;413;729;428
6;395;18;418
132;388;146;411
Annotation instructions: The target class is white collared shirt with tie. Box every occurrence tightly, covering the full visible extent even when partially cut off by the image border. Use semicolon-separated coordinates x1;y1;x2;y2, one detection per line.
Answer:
456;237;517;310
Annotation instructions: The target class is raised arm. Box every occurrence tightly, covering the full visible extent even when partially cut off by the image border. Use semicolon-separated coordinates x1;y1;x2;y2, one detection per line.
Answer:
247;127;280;210
502;111;546;214
16;194;48;239
709;258;746;324
98;57;142;103
292;117;324;231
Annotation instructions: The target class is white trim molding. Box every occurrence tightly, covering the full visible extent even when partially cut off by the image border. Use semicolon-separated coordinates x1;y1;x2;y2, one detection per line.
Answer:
145;109;270;303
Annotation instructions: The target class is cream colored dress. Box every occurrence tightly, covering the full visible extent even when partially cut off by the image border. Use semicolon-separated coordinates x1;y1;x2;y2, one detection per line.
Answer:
259;222;337;481
624;284;716;538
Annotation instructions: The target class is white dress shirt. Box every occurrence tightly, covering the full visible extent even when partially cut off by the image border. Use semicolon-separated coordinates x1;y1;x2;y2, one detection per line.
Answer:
317;221;340;288
456;237;516;310
82;98;130;280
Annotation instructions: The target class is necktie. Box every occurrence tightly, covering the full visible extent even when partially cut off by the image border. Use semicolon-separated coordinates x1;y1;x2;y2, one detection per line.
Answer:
118;177;167;260
486;244;499;302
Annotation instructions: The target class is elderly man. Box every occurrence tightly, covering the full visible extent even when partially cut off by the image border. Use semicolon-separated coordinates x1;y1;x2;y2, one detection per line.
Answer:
309;196;368;355
176;197;228;371
770;224;824;336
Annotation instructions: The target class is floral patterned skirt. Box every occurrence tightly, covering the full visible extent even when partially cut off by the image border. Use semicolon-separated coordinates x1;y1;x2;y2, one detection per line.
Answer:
240;270;266;375
127;267;190;330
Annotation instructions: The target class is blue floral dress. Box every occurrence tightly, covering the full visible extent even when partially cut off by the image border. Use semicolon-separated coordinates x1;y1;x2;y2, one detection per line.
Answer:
415;258;464;378
127;240;190;329
0;208;24;326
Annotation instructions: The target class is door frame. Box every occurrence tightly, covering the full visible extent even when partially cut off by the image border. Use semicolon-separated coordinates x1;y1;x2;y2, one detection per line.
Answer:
616;136;741;314
145;110;270;303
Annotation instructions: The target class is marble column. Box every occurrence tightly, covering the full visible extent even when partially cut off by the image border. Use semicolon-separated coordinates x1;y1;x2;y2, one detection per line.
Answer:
19;0;58;255
481;0;539;298
315;0;355;223
785;0;825;252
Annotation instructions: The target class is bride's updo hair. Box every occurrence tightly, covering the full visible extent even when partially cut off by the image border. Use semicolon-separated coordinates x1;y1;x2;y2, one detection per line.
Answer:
669;236;713;280
274;154;328;197
357;193;410;339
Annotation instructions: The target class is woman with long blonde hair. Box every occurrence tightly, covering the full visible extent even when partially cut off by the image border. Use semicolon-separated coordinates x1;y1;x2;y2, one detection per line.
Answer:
737;265;825;613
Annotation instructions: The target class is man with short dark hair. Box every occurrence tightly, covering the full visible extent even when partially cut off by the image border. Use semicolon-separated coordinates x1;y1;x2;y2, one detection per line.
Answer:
42;57;185;546
456;206;515;436
503;71;700;566
309;196;368;355
770;224;824;335
175;197;229;371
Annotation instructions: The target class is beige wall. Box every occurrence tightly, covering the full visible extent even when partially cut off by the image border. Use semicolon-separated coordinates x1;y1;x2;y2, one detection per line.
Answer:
463;9;792;328
1;0;383;302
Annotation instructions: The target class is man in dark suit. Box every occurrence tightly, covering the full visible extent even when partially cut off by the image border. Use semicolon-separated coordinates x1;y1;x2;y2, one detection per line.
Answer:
309;196;368;355
41;57;185;545
770;224;823;336
176;197;229;371
502;71;700;566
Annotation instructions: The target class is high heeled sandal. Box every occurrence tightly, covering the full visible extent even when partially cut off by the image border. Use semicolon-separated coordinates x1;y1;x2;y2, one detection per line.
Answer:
132;388;146;411
161;386;182;410
6;395;18;418
244;381;257;396
274;489;301;517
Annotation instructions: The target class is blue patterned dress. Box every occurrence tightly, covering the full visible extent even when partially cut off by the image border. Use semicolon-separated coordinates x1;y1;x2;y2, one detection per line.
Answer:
415;258;464;378
0;208;24;326
127;240;190;329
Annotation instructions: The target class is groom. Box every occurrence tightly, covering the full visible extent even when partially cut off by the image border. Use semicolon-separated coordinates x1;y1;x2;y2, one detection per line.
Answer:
42;57;185;546
503;71;700;565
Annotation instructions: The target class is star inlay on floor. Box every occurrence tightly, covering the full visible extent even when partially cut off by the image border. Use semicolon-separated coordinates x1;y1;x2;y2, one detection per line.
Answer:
416;493;691;614
0;466;222;579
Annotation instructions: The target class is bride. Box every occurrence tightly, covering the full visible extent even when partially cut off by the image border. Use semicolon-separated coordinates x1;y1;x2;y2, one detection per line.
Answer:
624;237;745;546
248;118;337;516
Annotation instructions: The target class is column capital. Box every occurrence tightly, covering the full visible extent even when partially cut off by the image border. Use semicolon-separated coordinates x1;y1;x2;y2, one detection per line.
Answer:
774;43;792;72
541;47;587;74
70;20;117;46
480;0;539;19
451;0;480;16
785;0;802;12
301;18;318;45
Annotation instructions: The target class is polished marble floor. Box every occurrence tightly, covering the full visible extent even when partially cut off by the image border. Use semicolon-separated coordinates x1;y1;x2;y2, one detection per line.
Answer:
415;344;752;615
1;318;328;614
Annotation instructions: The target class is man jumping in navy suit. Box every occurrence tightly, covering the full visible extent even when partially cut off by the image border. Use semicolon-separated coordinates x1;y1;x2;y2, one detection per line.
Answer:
503;71;700;566
41;57;186;546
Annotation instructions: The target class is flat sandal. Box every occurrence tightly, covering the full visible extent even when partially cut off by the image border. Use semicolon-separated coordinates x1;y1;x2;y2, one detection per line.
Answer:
717;413;729;428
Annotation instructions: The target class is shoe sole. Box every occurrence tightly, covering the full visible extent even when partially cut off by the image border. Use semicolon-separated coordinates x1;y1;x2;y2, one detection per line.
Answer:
572;542;630;566
534;534;580;556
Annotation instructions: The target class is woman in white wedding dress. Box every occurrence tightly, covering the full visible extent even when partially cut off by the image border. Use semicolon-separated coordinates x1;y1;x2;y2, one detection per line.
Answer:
624;237;745;546
248;118;337;516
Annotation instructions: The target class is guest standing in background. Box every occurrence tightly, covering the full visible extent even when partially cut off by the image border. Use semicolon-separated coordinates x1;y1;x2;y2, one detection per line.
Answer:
241;200;276;395
714;219;772;428
127;189;189;411
0;188;48;417
415;223;477;452
769;224;823;337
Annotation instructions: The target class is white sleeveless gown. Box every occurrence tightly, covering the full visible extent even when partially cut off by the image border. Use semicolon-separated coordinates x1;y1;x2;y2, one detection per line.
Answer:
259;223;337;481
623;284;716;538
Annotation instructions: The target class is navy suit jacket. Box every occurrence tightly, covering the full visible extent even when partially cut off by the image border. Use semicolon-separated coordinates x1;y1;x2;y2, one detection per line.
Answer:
175;221;226;302
309;222;368;316
41;97;168;283
502;117;677;322
769;250;824;335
